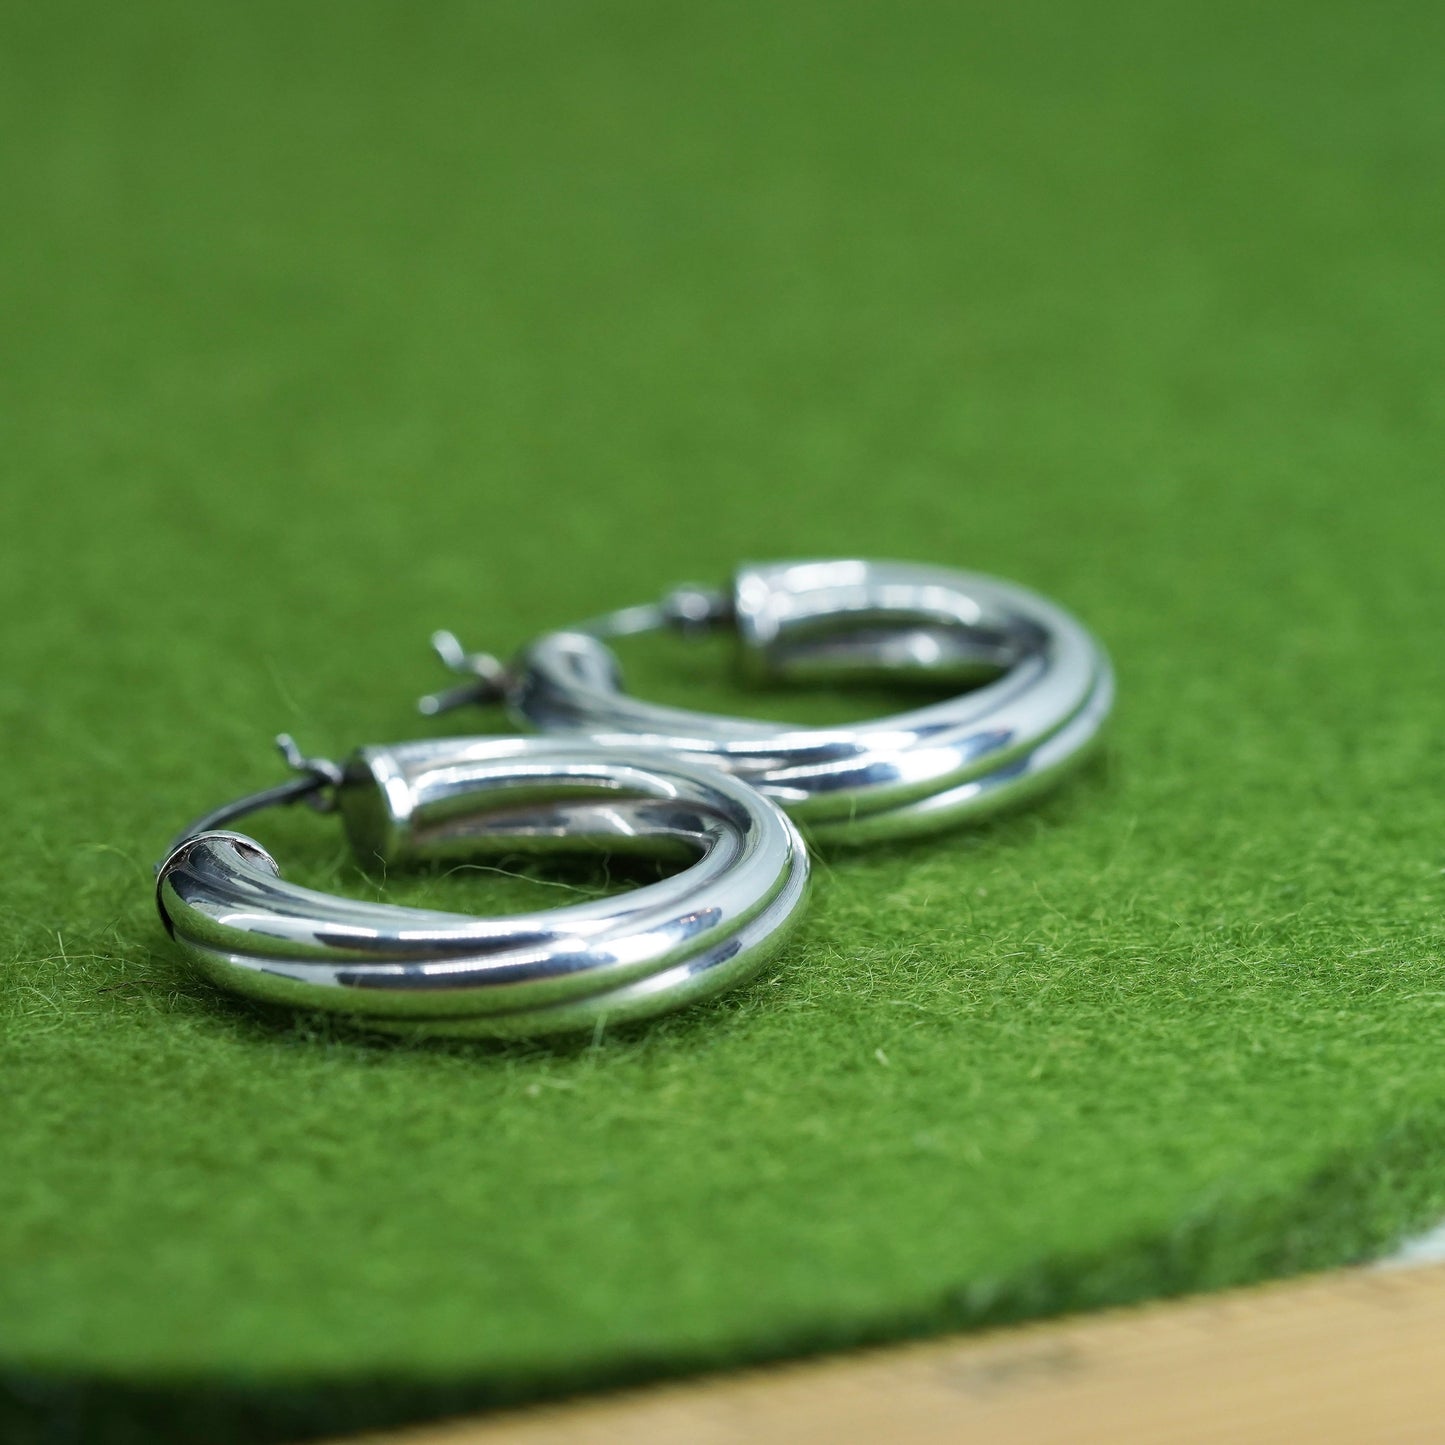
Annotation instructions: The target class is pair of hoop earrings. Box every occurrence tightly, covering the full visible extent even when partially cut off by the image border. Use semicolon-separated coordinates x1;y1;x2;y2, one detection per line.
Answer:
157;560;1113;1037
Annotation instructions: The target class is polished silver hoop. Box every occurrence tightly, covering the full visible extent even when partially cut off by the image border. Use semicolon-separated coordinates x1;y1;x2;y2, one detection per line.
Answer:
156;736;810;1037
423;559;1114;846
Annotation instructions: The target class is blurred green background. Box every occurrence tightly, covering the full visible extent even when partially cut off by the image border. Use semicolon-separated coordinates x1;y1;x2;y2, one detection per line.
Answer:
4;1;1445;1440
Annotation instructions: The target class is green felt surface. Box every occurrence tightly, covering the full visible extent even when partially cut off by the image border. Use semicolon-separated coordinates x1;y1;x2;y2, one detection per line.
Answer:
4;0;1445;1439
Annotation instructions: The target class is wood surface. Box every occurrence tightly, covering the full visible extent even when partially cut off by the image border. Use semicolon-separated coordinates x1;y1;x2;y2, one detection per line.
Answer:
346;1262;1445;1443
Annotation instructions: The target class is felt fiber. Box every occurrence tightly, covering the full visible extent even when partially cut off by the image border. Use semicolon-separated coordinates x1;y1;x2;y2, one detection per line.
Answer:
3;1;1445;1440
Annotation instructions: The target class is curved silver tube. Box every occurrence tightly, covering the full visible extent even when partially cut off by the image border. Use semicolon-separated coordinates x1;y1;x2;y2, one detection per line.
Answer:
433;561;1113;845
156;738;810;1037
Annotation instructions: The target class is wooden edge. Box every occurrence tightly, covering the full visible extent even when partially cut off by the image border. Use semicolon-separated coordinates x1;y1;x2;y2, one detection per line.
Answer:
339;1263;1445;1444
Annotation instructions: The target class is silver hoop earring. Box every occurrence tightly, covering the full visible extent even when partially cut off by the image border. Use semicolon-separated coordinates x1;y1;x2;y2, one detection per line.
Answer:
156;735;810;1037
422;559;1113;846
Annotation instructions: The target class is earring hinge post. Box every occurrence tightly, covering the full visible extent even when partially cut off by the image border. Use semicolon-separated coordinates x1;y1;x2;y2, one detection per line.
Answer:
418;631;510;717
159;735;342;864
418;587;733;716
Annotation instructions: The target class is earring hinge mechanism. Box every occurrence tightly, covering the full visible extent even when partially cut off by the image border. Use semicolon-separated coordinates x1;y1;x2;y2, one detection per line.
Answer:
159;735;343;865
418;585;733;718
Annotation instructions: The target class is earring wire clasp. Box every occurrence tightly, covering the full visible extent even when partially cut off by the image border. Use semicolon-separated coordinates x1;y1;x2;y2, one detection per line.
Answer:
159;735;343;863
417;631;511;717
417;586;733;718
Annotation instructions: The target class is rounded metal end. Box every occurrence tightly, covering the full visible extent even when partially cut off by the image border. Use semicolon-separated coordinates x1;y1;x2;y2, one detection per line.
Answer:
155;831;281;936
157;829;280;881
334;747;410;866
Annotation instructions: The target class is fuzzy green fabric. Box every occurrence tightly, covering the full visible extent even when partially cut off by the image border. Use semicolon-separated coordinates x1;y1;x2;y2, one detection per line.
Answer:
5;1;1445;1440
